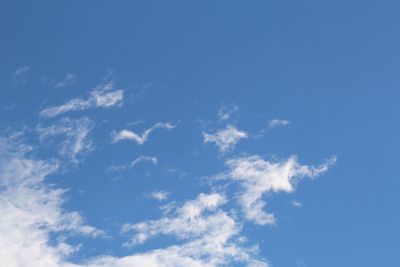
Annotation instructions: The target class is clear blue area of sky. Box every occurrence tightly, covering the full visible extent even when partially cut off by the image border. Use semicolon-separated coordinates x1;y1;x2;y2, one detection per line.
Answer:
1;1;399;266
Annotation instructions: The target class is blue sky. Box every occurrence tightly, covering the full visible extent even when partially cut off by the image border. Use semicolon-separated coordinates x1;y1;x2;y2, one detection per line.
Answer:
1;1;399;266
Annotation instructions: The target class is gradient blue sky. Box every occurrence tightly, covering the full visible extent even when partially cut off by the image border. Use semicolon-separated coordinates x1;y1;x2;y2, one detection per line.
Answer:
1;1;399;267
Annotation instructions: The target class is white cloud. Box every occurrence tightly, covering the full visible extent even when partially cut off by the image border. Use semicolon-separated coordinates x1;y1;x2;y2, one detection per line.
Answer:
217;104;239;121
292;200;302;207
253;119;291;139
1;97;333;267
14;66;30;76
122;193;227;246
0;129;334;267
107;164;128;173
131;156;158;167
203;125;248;153
108;156;158;173
37;117;93;162
86;248;268;267
216;155;336;225
40;80;123;118
119;193;267;267
127;119;145;126
54;74;77;89
112;122;176;145
0;157;266;266
0;135;103;267
150;190;170;201
268;119;290;128
12;66;30;85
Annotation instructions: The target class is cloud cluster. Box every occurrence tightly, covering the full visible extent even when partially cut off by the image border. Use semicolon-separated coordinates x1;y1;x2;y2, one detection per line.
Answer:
119;193;267;266
40;81;123;118
0;126;335;267
0;132;268;267
2;71;336;267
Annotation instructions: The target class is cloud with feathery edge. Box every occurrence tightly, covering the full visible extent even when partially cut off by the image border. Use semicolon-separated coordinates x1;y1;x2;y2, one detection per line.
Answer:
40;80;123;118
213;155;336;225
203;125;248;154
112;122;176;145
36;117;93;163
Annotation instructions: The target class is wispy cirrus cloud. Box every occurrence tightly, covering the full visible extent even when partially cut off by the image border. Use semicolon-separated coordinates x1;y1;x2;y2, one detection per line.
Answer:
40;80;123;118
217;104;239;121
0;131;268;267
112;122;176;145
268;119;290;128
108;155;158;173
292;200;303;207
2;62;337;267
0;135;103;267
120;193;268;266
254;118;291;138
37;117;93;162
86;242;267;267
215;155;336;225
149;190;170;201
0;121;333;267
12;66;30;85
131;155;158;167
203;125;248;153
54;73;77;89
122;193;228;246
14;66;30;76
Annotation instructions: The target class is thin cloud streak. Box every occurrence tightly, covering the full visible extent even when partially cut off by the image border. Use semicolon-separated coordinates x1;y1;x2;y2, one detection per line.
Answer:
108;155;158;173
12;66;30;85
112;122;176;145
268;119;290;128
40;80;123;118
131;156;158;167
54;73;77;89
14;66;30;76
